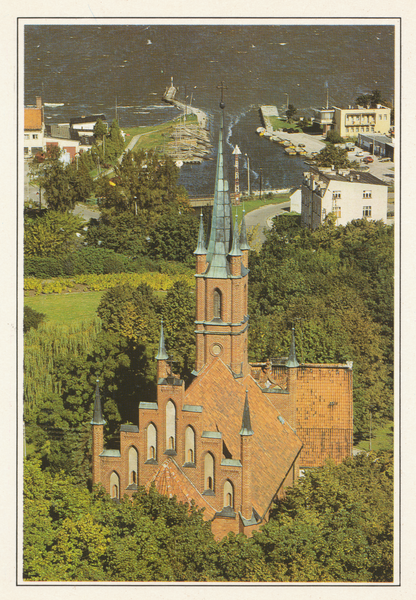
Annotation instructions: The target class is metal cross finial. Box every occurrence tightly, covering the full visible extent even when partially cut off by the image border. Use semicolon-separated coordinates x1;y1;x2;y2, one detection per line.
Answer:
217;81;228;109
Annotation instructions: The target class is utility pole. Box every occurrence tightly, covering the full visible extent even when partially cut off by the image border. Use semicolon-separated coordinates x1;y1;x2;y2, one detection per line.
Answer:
115;96;118;123
232;145;241;205
259;168;263;200
369;407;372;451
245;153;251;197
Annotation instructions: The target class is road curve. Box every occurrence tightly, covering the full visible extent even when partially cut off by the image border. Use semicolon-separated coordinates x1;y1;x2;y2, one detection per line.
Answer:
245;201;291;243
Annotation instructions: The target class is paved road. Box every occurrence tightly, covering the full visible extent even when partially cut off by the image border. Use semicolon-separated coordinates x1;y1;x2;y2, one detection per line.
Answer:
245;201;291;243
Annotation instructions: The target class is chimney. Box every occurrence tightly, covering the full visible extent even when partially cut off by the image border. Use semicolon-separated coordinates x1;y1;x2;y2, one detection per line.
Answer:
36;96;42;109
356;174;360;181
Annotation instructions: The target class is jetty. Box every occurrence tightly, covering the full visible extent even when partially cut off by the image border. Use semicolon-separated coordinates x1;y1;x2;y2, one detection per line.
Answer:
260;105;279;133
162;78;212;163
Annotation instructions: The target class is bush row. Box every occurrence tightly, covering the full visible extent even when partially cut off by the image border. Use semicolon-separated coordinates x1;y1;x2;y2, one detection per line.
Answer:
24;248;165;279
24;271;195;295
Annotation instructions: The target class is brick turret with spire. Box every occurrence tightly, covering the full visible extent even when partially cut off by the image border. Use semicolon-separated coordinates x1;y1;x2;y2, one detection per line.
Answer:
91;379;106;485
194;87;250;378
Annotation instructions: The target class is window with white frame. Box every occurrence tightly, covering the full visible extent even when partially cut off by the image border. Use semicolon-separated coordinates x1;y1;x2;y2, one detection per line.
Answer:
32;134;38;139
363;206;372;217
332;191;341;200
334;206;341;218
363;190;372;199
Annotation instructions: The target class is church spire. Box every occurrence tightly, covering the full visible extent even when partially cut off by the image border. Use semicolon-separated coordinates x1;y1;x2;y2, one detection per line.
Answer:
205;83;232;278
156;319;169;361
286;327;300;368
91;379;106;425
194;211;207;255
240;390;254;436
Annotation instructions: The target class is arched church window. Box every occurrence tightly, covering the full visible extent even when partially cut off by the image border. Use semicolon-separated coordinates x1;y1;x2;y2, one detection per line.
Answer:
213;289;222;319
147;423;157;461
184;425;195;465
166;400;176;450
223;480;234;508
204;452;215;492
110;471;120;499
128;446;138;485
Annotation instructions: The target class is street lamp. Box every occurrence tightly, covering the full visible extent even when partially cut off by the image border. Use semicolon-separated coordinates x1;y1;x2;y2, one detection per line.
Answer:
284;93;289;111
259;168;263;201
245;153;251;197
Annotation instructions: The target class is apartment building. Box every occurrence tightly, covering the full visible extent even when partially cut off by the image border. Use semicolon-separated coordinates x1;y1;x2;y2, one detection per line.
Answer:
301;167;388;230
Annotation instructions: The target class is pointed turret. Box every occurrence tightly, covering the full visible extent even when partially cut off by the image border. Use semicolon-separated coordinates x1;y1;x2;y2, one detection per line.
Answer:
228;212;242;257
240;390;254;436
205;103;232;278
194;211;207;255
286;327;300;368
156;319;169;361
239;208;251;251
91;379;106;425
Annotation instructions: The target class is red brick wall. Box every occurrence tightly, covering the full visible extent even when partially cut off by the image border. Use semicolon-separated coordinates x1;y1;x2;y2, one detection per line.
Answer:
296;365;353;467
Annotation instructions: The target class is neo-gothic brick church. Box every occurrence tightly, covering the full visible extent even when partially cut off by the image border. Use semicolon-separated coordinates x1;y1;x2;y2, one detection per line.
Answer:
91;100;353;540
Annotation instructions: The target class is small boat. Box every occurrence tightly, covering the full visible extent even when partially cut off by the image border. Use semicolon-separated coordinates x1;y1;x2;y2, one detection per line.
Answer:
297;148;307;155
175;160;183;168
285;147;297;155
256;127;266;134
283;140;292;147
263;132;272;138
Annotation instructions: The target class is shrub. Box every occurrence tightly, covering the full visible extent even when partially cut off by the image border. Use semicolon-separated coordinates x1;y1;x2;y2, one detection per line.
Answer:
24;306;46;333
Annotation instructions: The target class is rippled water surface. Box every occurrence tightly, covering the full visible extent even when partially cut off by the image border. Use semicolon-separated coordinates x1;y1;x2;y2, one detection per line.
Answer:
24;24;394;195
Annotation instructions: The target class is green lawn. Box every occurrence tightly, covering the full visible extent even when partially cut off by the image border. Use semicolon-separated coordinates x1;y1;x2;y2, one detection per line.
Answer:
355;420;394;453
268;116;302;132
25;291;105;326
232;194;291;224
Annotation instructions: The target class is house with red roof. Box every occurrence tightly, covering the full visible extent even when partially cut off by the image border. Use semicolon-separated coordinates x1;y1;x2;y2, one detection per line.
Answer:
24;97;45;157
91;97;353;539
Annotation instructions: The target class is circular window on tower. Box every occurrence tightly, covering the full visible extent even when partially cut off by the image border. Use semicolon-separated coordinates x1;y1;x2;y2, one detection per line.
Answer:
210;343;223;357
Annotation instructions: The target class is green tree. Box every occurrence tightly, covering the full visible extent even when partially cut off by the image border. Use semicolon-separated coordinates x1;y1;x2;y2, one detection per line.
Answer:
162;281;196;378
313;144;352;169
147;209;199;264
286;103;297;122
24;211;84;257
24;306;46;333
326;129;344;144
93;118;107;141
251;452;393;582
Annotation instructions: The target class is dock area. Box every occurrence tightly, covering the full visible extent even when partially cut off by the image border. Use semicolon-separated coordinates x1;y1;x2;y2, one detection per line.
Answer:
162;79;212;163
260;105;279;133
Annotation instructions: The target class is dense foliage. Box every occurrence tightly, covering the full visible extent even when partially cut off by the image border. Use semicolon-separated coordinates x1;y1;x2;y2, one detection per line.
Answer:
23;305;45;333
248;215;393;439
24;452;393;582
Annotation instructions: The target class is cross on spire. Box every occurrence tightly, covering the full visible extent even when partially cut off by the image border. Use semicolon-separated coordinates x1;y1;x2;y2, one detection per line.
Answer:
217;81;228;109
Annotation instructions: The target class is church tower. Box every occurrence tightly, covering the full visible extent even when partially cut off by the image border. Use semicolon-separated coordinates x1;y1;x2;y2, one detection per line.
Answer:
193;89;250;378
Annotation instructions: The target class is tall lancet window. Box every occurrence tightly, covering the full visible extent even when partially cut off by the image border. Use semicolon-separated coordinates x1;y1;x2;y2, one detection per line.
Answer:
110;471;120;499
213;289;222;319
184;426;195;465
223;480;234;508
147;423;157;461
129;446;138;484
165;400;176;452
204;452;215;492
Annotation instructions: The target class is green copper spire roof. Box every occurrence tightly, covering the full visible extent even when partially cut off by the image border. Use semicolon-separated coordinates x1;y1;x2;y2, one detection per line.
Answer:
156;319;169;361
194;211;207;255
205;107;233;278
91;379;106;425
240;389;254;436
239;208;251;251
229;211;242;257
286;327;300;368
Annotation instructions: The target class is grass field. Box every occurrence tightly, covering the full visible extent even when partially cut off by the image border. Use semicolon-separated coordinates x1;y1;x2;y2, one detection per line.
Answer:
355;420;394;453
232;194;291;224
25;291;106;326
124;114;198;153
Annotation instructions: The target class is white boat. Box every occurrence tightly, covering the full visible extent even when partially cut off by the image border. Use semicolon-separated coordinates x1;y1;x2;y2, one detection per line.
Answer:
44;103;64;107
256;127;266;134
175;160;183;168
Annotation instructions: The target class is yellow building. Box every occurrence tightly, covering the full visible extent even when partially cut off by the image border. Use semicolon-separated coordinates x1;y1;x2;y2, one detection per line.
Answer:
333;105;391;138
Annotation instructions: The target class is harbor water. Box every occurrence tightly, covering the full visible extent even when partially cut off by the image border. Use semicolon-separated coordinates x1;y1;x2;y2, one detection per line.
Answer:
24;24;394;196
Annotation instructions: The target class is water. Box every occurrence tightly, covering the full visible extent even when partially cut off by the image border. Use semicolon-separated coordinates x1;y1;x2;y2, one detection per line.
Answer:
24;24;394;195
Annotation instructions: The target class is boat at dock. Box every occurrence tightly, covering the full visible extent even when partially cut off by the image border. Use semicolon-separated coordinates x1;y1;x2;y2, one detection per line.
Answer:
284;147;297;155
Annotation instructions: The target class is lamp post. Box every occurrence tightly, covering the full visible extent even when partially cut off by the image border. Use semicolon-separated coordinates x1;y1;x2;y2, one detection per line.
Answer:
259;167;263;201
284;93;289;111
245;153;251;197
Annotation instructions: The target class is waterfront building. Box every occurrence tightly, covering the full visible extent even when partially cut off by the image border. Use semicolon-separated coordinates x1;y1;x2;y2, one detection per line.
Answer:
301;166;388;230
313;105;391;139
24;96;44;157
357;133;395;161
91;100;353;539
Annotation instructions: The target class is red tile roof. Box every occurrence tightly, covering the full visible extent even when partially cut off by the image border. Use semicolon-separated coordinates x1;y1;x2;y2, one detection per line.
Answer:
24;108;42;131
146;458;217;520
185;358;303;519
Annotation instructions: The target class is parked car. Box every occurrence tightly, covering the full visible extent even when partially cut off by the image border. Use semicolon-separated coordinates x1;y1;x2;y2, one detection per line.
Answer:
298;143;306;148
363;156;374;163
356;151;364;157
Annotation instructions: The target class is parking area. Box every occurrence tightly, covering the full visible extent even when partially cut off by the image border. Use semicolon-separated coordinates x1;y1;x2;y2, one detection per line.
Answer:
346;147;395;184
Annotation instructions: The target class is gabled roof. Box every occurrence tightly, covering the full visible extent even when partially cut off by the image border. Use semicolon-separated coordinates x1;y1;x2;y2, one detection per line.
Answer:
146;458;217;520
184;358;302;518
24;108;42;131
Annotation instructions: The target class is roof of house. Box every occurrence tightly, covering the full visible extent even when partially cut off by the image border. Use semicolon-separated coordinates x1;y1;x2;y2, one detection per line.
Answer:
311;167;388;186
184;357;303;519
69;114;106;125
146;457;217;520
24;108;42;131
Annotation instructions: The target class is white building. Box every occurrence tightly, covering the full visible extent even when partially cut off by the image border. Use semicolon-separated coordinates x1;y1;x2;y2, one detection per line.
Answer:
301;167;388;230
24;97;45;157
